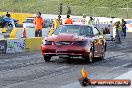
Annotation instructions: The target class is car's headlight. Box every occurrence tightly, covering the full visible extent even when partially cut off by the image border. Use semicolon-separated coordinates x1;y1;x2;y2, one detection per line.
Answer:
43;40;52;45
73;41;88;46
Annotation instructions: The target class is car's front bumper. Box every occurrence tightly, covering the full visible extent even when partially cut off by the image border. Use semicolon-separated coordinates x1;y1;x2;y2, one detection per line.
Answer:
41;45;90;57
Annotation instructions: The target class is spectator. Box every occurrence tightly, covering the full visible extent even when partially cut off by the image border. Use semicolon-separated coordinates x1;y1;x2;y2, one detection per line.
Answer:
34;12;44;37
88;17;94;25
82;14;87;24
3;13;15;28
52;15;62;29
121;19;126;39
114;21;121;44
6;12;9;17
107;25;112;34
65;15;73;24
48;15;62;36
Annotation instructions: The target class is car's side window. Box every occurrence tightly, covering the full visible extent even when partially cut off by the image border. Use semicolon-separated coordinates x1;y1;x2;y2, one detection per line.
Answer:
93;27;100;36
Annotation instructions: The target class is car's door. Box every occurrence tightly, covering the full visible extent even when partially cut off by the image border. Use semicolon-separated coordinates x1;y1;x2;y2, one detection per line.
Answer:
92;27;104;56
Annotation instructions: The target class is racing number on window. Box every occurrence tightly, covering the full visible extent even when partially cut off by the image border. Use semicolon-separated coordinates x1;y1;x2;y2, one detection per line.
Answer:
94;39;103;45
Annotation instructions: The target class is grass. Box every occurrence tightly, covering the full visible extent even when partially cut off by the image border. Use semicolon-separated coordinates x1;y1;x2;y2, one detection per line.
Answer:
0;0;132;18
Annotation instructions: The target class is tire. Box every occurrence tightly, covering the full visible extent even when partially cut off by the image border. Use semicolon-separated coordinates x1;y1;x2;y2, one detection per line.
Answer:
84;43;95;63
84;50;94;63
43;55;51;62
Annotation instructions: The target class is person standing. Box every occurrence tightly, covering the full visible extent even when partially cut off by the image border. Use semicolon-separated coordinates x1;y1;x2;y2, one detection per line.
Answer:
121;19;126;39
114;21;121;44
52;15;62;29
65;15;73;24
82;14;87;24
48;15;62;36
88;17;94;25
34;12;44;37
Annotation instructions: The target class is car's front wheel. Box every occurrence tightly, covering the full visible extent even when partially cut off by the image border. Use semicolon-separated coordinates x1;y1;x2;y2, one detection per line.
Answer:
84;50;94;63
43;55;51;62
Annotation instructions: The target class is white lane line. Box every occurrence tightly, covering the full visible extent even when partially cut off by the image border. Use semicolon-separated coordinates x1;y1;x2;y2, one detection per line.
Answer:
110;63;131;71
55;66;69;70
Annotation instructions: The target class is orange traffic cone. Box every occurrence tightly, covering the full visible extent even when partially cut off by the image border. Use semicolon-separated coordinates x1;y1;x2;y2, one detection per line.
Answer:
22;28;26;38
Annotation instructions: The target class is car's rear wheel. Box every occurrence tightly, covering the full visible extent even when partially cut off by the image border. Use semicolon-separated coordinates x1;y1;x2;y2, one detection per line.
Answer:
43;55;51;62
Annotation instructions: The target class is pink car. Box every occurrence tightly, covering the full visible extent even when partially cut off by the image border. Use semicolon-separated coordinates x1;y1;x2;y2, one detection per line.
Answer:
41;24;106;63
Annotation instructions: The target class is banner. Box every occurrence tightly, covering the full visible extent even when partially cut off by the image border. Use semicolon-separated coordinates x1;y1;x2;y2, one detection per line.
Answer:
6;39;26;53
0;40;7;54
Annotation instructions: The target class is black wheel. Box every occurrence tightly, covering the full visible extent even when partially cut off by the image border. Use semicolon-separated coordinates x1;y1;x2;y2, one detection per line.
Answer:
84;43;95;63
84;55;90;63
84;50;94;63
64;56;73;63
43;55;51;62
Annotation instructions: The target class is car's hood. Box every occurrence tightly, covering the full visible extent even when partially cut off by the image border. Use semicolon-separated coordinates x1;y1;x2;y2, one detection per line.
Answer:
45;33;88;42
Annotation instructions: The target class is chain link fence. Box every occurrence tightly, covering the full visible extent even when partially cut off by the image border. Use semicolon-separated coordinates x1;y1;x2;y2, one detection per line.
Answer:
0;0;132;18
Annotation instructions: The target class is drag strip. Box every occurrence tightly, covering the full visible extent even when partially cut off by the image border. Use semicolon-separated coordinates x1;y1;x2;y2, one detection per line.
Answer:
0;37;132;88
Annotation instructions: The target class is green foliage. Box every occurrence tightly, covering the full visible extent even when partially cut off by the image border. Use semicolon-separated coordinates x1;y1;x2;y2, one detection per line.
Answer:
0;0;132;18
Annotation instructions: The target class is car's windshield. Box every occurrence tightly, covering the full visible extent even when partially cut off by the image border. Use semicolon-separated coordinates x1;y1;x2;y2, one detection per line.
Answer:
53;25;93;36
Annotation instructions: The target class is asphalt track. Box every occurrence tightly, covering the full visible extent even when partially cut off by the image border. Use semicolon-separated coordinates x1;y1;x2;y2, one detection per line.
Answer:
0;33;132;88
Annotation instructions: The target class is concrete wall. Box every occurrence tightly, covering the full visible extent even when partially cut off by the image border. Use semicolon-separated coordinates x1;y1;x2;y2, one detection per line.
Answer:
0;37;44;54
